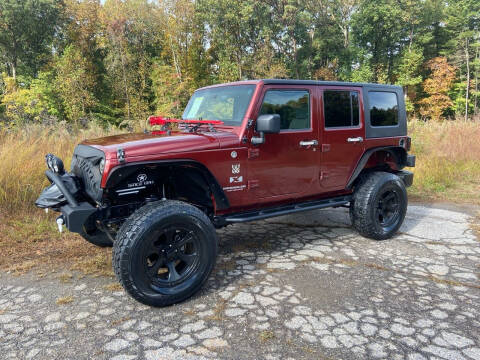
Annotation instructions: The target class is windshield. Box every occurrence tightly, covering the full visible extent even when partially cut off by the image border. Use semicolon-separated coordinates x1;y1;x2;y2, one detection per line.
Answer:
183;85;256;126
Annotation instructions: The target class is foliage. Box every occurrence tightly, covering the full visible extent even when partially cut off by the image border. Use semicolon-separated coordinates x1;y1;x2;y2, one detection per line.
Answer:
0;0;62;79
419;57;457;120
1;71;61;125
0;0;479;125
151;63;195;118
56;45;97;124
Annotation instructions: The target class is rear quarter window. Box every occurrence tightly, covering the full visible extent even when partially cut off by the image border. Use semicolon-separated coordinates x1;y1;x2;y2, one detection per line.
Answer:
368;91;399;127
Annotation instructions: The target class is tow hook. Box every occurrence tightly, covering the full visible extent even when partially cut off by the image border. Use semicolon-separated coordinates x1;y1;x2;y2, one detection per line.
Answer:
56;215;65;233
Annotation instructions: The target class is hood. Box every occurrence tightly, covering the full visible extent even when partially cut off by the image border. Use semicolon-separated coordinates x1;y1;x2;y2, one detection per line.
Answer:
81;131;237;160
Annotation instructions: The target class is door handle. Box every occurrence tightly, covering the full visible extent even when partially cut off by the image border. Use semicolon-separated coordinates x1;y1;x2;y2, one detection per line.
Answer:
347;137;363;143
299;140;318;147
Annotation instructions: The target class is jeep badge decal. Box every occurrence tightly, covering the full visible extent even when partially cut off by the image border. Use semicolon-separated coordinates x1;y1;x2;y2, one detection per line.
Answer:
230;176;243;183
232;164;240;174
137;173;148;182
230;151;238;159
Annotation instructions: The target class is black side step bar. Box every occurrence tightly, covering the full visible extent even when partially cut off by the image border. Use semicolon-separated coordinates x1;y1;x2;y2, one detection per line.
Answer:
222;195;352;224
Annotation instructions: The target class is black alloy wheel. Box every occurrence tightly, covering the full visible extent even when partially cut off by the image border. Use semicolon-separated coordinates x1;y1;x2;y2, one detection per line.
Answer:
113;200;217;307
350;171;408;240
141;226;201;294
375;189;401;228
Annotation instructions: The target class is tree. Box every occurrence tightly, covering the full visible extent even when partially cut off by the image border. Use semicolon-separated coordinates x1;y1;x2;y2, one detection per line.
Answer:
150;63;194;117
55;45;96;124
0;0;62;79
100;0;162;126
351;0;403;82
1;69;62;125
445;0;480;120
419;57;456;120
198;0;266;81
395;47;424;112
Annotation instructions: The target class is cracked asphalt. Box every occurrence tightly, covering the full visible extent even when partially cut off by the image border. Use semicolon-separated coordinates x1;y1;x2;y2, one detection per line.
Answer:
1;204;480;360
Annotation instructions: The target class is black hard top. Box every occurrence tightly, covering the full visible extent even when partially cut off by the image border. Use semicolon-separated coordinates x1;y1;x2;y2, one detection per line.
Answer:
261;79;401;89
199;79;401;91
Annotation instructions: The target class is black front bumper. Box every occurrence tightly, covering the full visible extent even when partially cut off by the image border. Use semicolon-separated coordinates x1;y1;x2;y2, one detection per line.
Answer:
60;202;97;233
41;170;97;234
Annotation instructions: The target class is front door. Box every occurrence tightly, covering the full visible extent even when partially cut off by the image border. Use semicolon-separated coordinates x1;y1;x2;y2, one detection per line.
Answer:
319;86;365;191
247;85;320;202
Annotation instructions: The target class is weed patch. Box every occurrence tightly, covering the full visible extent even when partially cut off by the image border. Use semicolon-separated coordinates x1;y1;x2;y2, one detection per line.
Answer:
56;295;74;305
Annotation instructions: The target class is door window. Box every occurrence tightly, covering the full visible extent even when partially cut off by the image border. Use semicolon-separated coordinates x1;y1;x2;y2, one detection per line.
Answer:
259;90;310;130
324;90;359;128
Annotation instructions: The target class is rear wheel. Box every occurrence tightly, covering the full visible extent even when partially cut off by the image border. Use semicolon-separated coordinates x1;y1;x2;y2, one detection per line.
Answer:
113;200;217;307
350;171;407;240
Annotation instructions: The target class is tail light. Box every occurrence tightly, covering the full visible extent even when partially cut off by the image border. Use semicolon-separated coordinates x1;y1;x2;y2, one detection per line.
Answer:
399;137;411;151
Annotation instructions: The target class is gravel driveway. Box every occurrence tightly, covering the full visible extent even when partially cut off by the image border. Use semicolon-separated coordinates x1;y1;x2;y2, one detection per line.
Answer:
1;204;479;360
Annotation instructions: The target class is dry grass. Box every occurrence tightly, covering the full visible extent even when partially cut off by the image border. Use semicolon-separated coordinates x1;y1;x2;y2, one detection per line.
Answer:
0;124;114;212
56;295;74;305
111;316;131;326
58;272;73;283
259;330;276;342
0;125;116;275
71;250;114;277
0;212;110;275
103;282;123;291
408;119;480;204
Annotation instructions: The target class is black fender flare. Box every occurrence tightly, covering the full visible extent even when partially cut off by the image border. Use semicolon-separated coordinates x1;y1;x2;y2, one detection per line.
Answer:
104;159;230;210
346;146;407;189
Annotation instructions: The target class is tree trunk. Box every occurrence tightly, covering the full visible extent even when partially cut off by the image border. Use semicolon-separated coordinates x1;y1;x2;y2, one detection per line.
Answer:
11;63;16;81
342;26;349;48
465;38;470;121
475;39;479;117
169;36;182;80
120;48;130;121
293;37;299;79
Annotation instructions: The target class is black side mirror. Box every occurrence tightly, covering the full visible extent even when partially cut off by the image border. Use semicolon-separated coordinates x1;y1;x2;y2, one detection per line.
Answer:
251;114;281;145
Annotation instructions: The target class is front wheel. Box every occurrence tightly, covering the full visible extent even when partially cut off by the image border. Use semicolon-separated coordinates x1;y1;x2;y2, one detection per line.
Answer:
350;171;408;240
113;200;217;307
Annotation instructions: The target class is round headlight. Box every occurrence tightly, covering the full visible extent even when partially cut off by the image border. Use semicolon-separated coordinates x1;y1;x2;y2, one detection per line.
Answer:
47;155;53;171
99;158;105;174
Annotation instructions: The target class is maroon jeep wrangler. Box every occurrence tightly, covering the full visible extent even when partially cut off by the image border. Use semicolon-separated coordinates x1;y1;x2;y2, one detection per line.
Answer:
36;79;415;307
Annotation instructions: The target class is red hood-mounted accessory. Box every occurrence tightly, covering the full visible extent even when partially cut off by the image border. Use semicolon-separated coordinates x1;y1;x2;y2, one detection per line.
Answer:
149;116;224;135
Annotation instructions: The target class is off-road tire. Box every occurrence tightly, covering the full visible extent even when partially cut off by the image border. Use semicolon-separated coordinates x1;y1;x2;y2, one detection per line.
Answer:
79;229;113;247
350;171;407;240
113;200;217;307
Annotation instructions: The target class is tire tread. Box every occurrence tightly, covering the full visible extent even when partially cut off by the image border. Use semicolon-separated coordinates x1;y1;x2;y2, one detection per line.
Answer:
112;200;217;307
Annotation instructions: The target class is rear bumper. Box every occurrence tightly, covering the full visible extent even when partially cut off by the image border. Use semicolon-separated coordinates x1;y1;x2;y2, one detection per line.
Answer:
396;170;414;187
406;154;416;167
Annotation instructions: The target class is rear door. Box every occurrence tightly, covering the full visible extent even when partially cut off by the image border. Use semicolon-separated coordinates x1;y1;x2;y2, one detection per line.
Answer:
319;86;365;191
247;84;320;201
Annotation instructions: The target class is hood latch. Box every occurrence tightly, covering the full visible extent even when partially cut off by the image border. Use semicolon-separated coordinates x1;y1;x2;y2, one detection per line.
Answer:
117;148;125;164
